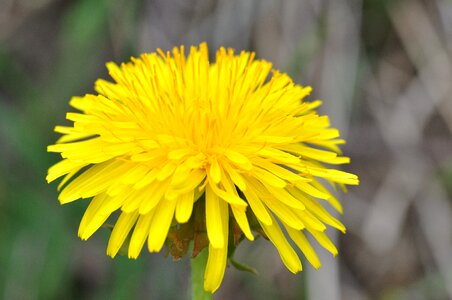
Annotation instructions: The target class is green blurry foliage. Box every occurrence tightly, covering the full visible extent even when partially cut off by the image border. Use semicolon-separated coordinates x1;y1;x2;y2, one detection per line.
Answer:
0;0;150;299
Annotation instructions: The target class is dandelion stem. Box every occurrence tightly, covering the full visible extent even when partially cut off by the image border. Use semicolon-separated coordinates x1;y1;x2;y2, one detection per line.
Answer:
191;248;213;300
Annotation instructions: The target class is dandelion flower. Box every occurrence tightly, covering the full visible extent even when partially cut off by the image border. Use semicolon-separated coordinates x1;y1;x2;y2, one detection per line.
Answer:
47;43;359;292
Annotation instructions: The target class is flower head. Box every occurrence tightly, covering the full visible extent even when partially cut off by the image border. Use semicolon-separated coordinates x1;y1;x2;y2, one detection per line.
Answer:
47;43;358;292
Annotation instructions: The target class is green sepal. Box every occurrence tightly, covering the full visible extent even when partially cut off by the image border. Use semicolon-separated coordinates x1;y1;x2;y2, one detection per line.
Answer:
229;257;258;275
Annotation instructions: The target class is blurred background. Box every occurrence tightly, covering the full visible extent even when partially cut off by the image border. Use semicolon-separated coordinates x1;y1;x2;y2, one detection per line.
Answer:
1;0;452;299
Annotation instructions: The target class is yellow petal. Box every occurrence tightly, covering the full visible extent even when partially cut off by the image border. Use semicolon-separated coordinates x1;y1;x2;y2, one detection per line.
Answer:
205;185;229;249
242;179;272;225
208;181;247;207
222;161;246;191
120;187;148;213
204;244;228;293
175;190;194;223
59;160;125;204
258;215;302;273
310;179;343;213
247;177;303;229
209;158;222;184
278;144;337;162
261;196;305;230
253;159;309;183
264;185;305;210
306;167;359;185
223;149;252;170
167;148;192;160
295;182;330;200
170;164;191;187
78;193;109;239
288;186;345;232
139;179;170;214
230;205;254;241
46;159;86;183
254;167;286;188
308;229;338;256
204;185;229;292
97;189;131;215
147;199;177;252
295;209;326;232
107;211;139;257
69;96;91;111
170;168;206;192
256;147;300;164
133;169;158;189
121;164;149;185
128;211;155;258
156;163;177;181
285;227;321;269
57;168;82;191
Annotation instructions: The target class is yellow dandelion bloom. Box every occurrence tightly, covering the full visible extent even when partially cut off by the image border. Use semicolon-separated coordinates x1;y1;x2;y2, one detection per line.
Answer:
47;43;358;293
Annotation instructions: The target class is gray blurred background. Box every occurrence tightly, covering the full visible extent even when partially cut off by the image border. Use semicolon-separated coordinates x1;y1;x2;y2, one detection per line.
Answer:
1;0;452;299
